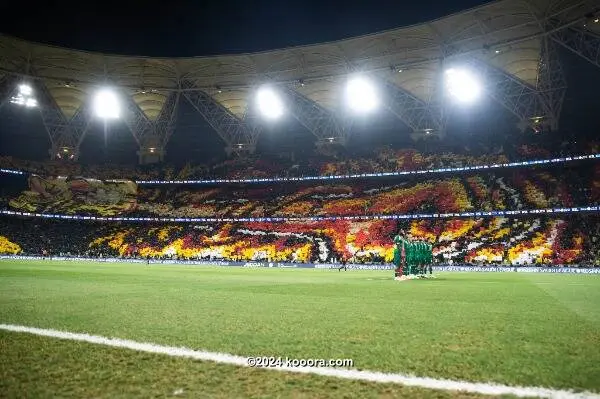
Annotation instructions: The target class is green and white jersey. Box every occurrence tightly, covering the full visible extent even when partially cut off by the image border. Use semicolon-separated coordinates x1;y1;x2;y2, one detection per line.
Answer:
394;235;408;249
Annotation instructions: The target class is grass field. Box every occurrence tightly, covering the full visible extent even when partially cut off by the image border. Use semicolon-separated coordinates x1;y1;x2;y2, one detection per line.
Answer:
1;260;599;398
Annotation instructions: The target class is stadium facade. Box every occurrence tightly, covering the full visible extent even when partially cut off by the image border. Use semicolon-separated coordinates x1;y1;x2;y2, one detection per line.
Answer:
0;0;599;163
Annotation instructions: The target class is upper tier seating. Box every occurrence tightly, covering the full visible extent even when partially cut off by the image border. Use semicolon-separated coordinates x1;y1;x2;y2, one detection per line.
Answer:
1;140;597;181
2;164;596;218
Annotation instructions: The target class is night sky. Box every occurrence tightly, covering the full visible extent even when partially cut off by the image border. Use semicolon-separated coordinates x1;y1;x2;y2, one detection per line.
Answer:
0;0;492;56
0;0;599;164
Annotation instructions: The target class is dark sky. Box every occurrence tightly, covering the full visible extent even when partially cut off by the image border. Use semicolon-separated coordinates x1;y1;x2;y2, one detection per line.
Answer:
0;0;491;56
0;0;599;164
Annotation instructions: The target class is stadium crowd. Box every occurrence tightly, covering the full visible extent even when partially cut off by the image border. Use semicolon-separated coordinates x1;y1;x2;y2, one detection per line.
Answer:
0;215;598;266
0;138;596;181
0;136;598;266
1;163;596;218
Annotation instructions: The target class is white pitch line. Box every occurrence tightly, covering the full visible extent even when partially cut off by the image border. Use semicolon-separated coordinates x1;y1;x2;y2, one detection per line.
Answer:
1;324;598;399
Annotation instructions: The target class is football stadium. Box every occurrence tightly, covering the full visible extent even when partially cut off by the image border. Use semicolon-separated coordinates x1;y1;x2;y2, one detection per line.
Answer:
1;0;600;397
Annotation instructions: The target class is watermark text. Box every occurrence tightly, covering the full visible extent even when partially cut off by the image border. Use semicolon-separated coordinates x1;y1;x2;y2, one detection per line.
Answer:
247;356;353;368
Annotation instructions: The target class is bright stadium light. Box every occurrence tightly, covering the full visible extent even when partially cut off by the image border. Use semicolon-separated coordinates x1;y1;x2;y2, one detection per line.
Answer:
25;98;38;108
19;84;32;96
346;77;378;113
10;83;37;108
257;86;284;119
445;68;481;104
93;88;120;119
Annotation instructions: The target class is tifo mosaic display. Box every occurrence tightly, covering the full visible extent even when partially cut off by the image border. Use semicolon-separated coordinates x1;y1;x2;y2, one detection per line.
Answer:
0;216;597;265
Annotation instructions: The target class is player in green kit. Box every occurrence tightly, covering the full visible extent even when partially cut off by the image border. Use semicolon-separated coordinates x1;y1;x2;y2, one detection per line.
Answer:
392;230;405;279
418;241;425;275
411;240;418;277
407;236;419;279
427;241;434;275
413;240;420;277
405;237;413;278
394;230;409;280
417;241;425;277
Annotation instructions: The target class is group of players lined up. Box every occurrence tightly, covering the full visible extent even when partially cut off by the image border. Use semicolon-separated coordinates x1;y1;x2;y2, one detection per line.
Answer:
393;230;434;280
337;230;434;279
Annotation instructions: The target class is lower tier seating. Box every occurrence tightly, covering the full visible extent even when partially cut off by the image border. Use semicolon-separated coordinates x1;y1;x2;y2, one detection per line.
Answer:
1;215;598;266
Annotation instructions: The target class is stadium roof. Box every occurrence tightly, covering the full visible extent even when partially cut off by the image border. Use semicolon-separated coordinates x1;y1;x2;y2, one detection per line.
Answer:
0;0;595;122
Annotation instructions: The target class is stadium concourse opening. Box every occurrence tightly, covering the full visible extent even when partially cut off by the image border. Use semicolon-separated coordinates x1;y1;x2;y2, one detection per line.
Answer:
0;0;600;397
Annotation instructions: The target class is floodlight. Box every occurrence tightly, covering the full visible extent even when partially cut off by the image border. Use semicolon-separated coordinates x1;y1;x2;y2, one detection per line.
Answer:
19;84;32;96
93;88;120;119
257;87;284;119
445;68;481;104
10;83;37;108
346;77;378;113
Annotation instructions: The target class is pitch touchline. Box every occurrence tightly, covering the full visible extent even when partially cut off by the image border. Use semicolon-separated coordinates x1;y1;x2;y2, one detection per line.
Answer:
1;324;598;399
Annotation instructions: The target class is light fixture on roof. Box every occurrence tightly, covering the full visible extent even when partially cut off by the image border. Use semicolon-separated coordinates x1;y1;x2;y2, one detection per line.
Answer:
10;83;37;108
346;76;378;113
531;116;543;124
298;79;305;87
93;88;120;120
257;86;284;119
216;85;222;93
19;84;32;96
445;68;481;104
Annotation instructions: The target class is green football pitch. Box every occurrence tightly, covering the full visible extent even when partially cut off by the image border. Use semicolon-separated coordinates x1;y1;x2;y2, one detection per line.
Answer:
1;260;599;398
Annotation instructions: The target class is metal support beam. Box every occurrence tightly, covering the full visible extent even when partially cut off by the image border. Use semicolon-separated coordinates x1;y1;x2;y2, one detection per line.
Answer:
0;74;90;159
536;37;567;131
551;26;600;69
181;80;260;156
282;84;350;147
377;77;445;137
466;53;564;132
122;91;180;164
31;79;90;161
155;91;180;150
61;100;92;160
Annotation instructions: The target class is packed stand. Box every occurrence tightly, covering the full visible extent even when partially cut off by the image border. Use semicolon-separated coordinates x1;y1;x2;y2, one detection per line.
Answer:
0;139;598;182
0;137;598;266
0;215;597;266
2;162;597;218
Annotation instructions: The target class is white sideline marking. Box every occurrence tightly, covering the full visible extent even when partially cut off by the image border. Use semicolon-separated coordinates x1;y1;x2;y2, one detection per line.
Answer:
1;324;598;399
